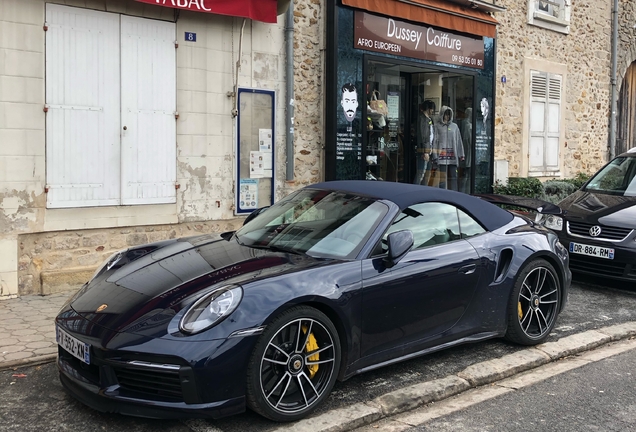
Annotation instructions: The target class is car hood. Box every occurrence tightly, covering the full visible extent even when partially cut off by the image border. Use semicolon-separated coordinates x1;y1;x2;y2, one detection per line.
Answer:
558;190;636;228
68;233;329;333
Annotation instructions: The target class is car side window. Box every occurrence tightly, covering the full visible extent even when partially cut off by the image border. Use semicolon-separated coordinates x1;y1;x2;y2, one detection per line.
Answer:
458;209;486;238
379;203;461;252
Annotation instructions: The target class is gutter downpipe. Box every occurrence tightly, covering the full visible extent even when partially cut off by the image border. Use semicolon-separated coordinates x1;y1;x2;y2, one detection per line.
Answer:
610;0;618;159
285;3;295;181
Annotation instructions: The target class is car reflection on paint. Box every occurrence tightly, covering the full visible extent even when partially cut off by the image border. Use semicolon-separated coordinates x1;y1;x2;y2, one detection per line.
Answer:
55;180;571;422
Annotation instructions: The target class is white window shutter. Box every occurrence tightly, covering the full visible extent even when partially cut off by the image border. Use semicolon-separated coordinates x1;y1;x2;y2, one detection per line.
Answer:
546;74;562;170
529;71;547;172
45;5;121;208
120;16;177;205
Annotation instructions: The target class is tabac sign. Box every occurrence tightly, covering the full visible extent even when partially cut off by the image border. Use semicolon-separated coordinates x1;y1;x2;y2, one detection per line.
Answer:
354;11;485;69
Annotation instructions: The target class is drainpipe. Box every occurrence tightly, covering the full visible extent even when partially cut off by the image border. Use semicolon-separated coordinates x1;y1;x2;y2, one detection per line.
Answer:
285;3;295;181
609;0;619;159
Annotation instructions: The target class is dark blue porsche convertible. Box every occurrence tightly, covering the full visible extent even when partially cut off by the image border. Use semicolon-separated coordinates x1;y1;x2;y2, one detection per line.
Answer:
55;181;571;422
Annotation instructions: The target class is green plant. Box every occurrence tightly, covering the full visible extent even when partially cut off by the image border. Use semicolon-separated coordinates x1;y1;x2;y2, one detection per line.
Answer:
560;172;590;189
493;177;544;198
540;180;577;204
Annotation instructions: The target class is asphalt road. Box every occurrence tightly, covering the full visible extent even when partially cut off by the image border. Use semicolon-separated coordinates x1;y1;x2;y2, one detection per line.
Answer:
1;276;635;432
355;339;636;432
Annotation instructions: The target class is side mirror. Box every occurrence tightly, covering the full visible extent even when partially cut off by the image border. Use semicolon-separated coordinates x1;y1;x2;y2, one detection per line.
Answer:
243;206;269;226
383;230;414;268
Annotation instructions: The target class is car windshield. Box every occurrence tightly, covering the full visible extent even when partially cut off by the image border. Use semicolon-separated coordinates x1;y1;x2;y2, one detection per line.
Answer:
235;189;389;259
584;156;636;196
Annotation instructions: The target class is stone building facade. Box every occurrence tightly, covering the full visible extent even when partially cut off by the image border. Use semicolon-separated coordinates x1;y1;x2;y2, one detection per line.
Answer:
0;0;325;299
494;0;613;179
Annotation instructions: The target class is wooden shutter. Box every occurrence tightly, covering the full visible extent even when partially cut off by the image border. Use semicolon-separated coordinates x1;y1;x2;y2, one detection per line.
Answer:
45;5;121;208
529;70;561;173
120;16;176;205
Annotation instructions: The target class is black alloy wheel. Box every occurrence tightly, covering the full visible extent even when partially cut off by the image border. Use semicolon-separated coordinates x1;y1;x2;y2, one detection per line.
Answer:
246;306;341;422
505;258;560;345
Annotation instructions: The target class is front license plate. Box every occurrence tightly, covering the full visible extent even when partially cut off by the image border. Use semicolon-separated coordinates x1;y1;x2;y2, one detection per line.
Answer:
569;242;614;260
56;325;91;365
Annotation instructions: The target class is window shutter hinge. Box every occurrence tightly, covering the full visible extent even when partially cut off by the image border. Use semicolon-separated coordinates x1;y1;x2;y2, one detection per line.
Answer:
175;183;181;190
43;105;49;113
174;40;179;48
44;186;49;193
43;23;48;31
175;111;179;120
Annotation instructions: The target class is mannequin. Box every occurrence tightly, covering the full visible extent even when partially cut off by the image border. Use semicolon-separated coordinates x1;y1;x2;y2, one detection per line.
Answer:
414;100;435;185
432;106;465;190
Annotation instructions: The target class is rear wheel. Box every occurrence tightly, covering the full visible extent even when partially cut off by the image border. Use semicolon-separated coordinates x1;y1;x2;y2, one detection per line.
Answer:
505;259;560;345
246;306;341;422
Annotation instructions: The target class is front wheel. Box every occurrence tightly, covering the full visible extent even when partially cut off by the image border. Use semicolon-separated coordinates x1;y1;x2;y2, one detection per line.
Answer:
246;306;341;422
505;259;560;345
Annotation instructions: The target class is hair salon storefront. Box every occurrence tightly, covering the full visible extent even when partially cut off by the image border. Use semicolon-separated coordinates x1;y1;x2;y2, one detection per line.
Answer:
325;0;502;193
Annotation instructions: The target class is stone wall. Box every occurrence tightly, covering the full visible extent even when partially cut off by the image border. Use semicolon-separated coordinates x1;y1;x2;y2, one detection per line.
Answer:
18;219;243;296
3;0;326;298
279;0;324;198
495;0;612;178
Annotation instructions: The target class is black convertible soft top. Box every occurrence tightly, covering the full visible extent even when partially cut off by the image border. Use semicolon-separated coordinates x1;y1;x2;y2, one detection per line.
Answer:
307;180;514;232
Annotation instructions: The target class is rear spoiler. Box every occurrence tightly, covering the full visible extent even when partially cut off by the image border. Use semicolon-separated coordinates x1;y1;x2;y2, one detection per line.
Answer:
474;194;564;215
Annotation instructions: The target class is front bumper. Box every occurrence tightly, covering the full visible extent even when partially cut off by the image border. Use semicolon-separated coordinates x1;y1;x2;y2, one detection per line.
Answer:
55;316;256;419
558;234;636;281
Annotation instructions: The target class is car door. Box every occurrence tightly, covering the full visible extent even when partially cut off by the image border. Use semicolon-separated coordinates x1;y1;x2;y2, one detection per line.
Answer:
359;202;482;360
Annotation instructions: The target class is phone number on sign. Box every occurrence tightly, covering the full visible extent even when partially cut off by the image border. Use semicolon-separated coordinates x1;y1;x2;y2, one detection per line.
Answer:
451;55;483;67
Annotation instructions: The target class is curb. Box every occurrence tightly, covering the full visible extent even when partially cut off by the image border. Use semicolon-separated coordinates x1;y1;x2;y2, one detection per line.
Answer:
0;354;57;372
271;321;636;432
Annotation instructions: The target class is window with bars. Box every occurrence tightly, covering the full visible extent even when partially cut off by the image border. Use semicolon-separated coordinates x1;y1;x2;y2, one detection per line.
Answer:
528;0;570;34
529;71;562;174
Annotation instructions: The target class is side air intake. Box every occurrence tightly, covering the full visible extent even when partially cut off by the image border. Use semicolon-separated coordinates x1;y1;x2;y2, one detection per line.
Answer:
494;248;513;283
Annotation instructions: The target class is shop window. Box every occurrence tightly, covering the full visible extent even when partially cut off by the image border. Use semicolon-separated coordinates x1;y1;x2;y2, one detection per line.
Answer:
45;4;176;208
529;71;562;175
527;0;571;34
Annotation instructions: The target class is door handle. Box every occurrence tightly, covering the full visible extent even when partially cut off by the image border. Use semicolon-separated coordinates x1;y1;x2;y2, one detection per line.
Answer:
123;126;127;131
459;264;476;275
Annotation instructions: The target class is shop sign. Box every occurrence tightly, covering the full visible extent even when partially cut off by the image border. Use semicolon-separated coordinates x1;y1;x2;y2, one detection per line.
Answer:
134;0;278;24
354;11;485;69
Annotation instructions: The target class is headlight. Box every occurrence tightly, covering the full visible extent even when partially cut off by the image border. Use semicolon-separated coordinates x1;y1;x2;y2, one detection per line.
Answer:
535;214;563;231
179;285;243;335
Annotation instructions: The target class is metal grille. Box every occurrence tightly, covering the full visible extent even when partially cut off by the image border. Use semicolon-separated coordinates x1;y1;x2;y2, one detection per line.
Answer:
569;255;627;278
113;367;183;401
567;221;633;241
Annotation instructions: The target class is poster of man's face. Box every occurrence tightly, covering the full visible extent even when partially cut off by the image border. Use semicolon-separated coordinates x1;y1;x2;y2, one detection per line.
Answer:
341;83;358;122
480;97;489;119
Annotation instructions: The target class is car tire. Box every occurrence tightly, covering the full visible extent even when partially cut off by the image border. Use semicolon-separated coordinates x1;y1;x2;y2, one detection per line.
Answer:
504;258;560;345
245;306;341;422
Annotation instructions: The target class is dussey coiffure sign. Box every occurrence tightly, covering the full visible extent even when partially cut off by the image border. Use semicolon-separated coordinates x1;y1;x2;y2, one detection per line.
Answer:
354;11;485;69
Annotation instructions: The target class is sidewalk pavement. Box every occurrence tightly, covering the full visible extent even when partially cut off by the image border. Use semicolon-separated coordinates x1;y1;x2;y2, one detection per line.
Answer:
2;293;636;432
0;292;69;369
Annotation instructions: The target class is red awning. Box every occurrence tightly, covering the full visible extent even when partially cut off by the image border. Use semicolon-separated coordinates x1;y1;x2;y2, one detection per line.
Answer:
135;0;279;24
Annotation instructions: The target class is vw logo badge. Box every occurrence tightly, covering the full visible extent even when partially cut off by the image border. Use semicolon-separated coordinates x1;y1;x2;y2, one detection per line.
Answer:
589;226;602;237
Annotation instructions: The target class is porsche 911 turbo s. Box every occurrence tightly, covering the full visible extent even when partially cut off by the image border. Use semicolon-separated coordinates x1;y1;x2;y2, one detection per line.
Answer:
55;180;571;422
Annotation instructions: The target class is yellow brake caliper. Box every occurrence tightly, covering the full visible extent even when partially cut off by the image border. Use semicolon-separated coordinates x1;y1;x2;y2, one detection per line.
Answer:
302;325;319;378
518;302;523;320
